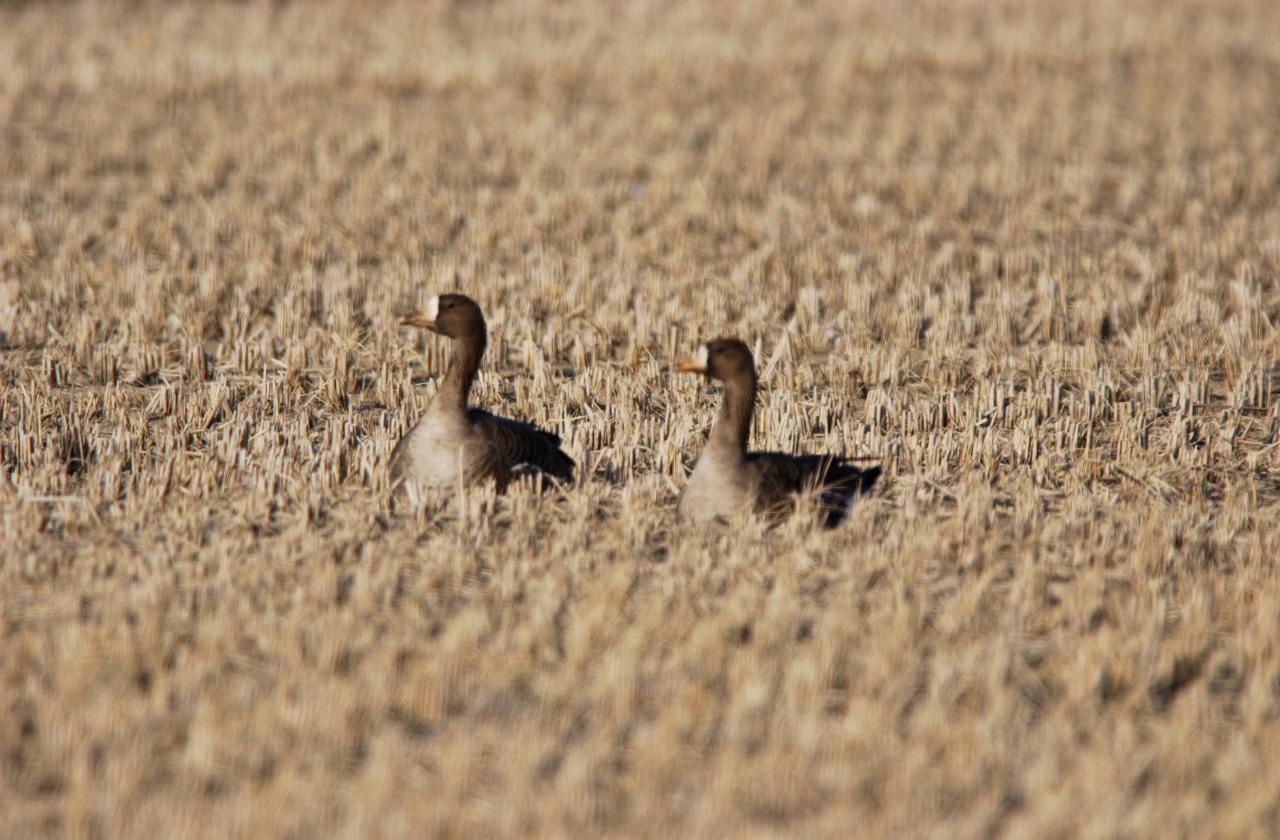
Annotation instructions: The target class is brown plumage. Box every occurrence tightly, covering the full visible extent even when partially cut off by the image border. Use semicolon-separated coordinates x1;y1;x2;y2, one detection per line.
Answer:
675;337;880;526
389;294;574;502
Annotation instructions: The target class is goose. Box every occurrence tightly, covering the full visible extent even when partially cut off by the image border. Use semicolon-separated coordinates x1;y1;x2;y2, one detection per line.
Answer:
389;294;574;501
674;337;880;526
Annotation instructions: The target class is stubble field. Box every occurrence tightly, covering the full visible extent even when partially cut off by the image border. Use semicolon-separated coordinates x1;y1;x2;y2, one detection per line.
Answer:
3;0;1280;836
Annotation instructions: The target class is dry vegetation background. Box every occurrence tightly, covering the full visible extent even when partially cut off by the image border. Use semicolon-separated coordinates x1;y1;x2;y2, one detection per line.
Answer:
2;0;1280;836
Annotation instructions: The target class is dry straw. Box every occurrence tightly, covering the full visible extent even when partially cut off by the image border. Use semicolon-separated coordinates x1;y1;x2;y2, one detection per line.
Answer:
2;0;1279;836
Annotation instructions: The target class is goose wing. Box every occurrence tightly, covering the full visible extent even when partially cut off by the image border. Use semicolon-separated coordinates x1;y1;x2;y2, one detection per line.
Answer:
468;409;575;485
746;452;880;525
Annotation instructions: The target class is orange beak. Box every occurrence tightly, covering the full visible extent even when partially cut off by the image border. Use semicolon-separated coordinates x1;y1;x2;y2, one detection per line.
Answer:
399;310;435;329
675;360;703;373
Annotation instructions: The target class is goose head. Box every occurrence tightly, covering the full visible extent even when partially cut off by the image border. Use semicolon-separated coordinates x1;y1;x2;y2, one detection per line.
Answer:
400;293;485;339
676;337;755;382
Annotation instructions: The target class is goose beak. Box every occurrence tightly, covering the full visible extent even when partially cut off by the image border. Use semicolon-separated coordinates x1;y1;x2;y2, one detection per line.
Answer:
675;343;709;374
402;295;441;330
400;310;435;329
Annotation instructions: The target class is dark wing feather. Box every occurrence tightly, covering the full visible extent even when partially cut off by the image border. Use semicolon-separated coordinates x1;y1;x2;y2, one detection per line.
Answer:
468;409;575;488
746;452;880;526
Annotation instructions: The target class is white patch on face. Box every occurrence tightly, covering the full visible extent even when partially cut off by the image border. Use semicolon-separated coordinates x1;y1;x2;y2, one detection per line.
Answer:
693;343;709;371
424;295;439;322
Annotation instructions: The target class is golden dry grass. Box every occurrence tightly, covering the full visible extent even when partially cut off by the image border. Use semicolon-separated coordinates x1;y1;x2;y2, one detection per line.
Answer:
3;0;1280;836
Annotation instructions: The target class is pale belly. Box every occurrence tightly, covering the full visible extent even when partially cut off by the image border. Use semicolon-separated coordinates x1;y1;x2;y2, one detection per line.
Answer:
678;454;751;522
398;413;475;494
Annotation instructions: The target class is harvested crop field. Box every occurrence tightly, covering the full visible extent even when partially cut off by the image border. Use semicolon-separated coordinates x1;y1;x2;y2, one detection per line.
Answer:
3;0;1280;836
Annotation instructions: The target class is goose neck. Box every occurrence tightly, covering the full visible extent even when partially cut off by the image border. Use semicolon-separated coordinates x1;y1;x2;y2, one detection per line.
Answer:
435;332;486;411
708;373;755;454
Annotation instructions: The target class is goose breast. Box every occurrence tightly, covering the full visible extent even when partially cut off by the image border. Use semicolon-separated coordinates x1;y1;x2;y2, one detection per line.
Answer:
398;408;476;490
678;446;752;522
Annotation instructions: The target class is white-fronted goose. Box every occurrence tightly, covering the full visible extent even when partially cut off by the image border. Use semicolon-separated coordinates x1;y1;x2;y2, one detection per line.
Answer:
389;294;574;500
674;337;880;526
